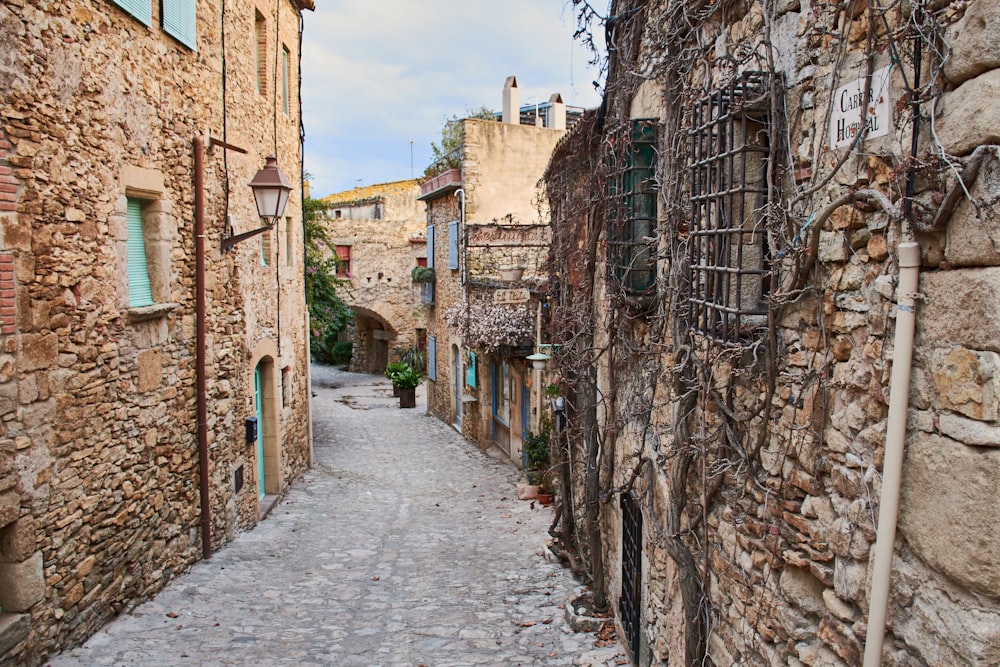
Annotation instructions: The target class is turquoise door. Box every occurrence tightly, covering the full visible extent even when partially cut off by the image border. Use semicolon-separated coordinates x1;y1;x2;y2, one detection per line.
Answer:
254;364;265;498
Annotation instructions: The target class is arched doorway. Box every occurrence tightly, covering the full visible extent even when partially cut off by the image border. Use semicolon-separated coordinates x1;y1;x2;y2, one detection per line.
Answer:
349;306;397;375
250;340;282;514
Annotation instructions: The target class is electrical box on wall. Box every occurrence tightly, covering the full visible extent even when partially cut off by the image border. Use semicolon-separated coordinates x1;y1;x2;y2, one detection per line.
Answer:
245;416;258;444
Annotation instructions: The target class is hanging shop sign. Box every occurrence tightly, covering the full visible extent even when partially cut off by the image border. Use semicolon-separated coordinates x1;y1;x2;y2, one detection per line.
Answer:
829;65;891;150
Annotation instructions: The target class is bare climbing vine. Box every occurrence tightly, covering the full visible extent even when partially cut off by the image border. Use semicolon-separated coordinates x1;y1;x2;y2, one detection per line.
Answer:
544;0;982;664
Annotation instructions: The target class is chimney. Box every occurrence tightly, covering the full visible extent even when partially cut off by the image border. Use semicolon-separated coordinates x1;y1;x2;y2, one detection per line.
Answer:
502;76;519;125
546;93;566;130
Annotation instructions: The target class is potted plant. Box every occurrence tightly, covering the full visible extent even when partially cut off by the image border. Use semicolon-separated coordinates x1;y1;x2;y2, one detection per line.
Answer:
523;430;550;471
532;469;556;506
384;360;409;397
411;265;435;283
393;364;422;408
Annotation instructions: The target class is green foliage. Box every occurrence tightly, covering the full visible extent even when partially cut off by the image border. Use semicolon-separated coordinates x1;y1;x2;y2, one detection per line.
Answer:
392;364;423;390
424;106;496;177
524;431;550;470
410;266;435;283
399;346;427;375
330;341;353;365
304;185;353;363
384;360;410;384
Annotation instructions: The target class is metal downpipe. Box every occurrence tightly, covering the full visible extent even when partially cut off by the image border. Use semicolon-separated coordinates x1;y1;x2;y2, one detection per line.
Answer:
194;136;212;560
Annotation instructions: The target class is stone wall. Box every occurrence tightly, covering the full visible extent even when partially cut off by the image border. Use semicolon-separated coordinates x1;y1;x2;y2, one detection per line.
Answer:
319;180;427;374
423;117;564;460
545;0;1000;664
0;1;311;664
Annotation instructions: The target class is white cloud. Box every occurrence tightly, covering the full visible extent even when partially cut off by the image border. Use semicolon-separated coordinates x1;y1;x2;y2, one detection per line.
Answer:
301;0;605;197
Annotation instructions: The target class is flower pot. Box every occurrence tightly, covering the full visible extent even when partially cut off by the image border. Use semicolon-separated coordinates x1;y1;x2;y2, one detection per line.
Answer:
392;383;401;397
398;387;416;408
536;492;554;506
499;267;524;281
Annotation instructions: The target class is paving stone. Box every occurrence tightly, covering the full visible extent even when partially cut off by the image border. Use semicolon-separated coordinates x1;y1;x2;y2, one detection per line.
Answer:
48;366;624;666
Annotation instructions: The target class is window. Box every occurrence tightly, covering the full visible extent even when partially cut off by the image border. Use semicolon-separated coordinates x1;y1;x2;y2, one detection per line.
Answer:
492;360;510;426
255;11;267;95
126;197;154;307
608;120;657;294
261;227;272;266
620;492;643;660
416;257;428;268
111;0;151;26
427;335;437;381
335;245;351;277
281;46;290;115
162;0;197;50
447;220;459;270
285;216;294;266
688;72;775;346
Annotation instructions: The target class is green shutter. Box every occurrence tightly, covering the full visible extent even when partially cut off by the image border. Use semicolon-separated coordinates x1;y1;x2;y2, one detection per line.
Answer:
111;0;152;27
162;0;197;50
127;198;154;307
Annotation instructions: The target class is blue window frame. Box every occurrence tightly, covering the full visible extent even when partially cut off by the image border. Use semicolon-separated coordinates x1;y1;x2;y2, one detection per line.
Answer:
427;335;437;381
162;0;197;50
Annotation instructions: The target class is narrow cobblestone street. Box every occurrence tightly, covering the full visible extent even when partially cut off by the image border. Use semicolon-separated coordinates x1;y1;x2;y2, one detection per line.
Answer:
48;366;624;667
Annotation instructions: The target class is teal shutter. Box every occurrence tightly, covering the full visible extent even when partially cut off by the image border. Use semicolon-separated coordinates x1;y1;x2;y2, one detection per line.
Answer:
428;336;437;381
448;220;459;269
162;0;197;50
127;198;154;307
111;0;152;27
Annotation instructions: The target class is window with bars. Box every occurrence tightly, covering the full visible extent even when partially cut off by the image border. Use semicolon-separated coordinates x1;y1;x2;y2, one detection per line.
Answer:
608;120;658;294
619;492;643;662
687;72;776;346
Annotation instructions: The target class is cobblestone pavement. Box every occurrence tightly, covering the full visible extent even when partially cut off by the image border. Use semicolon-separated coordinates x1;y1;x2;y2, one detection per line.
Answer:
49;366;626;667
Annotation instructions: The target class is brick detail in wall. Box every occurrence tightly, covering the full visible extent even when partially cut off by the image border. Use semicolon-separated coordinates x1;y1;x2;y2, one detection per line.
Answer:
0;129;18;213
0;253;15;335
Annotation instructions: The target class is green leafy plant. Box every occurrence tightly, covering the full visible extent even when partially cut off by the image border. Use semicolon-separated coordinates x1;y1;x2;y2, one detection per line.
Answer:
410;266;435;283
330;341;353;365
393;364;423;390
399;347;427;375
524;431;550;471
304;182;353;363
384;360;409;385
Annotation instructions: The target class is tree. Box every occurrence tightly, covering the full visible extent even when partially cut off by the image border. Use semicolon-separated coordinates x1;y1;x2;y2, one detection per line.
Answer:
303;190;353;363
424;106;496;177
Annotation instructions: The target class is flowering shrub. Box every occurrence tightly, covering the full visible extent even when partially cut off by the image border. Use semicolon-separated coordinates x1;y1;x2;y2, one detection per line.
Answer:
444;302;534;353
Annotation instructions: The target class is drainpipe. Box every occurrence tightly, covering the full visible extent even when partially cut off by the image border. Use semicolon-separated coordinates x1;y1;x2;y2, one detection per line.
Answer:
863;241;921;666
194;136;212;560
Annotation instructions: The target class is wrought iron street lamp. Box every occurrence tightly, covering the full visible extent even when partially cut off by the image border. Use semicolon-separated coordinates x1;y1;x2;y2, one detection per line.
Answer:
221;156;293;252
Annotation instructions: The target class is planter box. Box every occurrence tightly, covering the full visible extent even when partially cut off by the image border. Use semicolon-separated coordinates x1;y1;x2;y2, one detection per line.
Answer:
399;387;416;408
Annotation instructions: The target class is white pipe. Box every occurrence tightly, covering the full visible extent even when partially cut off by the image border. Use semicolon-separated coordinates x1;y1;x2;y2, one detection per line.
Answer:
864;241;921;666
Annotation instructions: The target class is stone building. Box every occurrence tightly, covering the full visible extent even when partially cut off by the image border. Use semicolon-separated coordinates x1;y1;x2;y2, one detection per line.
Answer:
0;1;313;664
318;180;427;374
543;1;1000;665
421;77;571;464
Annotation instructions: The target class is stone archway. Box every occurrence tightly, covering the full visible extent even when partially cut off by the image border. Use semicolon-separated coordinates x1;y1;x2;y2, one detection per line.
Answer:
349;306;397;374
249;339;282;509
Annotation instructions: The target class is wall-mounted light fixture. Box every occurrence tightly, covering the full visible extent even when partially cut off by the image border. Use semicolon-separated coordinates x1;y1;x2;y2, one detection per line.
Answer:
221;156;293;252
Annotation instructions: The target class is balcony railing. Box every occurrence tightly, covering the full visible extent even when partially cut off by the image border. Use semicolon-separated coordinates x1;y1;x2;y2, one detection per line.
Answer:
418;168;463;200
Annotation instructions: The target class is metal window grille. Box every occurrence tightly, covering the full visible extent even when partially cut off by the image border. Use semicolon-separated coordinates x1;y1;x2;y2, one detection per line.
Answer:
608;120;658;294
688;72;776;346
619;492;642;663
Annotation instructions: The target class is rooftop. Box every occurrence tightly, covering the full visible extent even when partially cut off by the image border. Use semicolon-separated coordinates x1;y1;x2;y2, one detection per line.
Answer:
320;179;419;206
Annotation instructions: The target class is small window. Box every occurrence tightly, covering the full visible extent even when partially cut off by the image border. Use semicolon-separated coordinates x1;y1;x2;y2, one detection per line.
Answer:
254;11;267;95
281;45;290;115
111;0;152;27
417;257;427;268
285;216;294;266
334;210;342;219
608;120;657;294
688;72;775;346
162;0;197;50
261;227;272;266
127;197;154;307
335;245;351;278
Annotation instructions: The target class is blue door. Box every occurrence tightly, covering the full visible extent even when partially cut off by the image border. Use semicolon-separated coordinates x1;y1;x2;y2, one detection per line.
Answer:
254;364;265;499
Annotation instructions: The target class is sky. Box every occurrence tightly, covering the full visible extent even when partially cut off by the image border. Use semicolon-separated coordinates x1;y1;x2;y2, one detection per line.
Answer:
300;1;606;199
